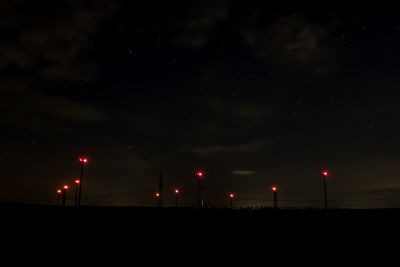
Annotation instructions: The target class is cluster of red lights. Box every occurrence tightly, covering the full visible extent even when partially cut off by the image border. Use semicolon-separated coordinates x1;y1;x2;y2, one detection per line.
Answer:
57;185;69;194
56;163;331;207
79;157;89;164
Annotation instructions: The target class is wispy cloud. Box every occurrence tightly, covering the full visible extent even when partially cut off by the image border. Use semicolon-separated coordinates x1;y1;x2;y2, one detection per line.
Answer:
191;138;267;157
231;170;257;176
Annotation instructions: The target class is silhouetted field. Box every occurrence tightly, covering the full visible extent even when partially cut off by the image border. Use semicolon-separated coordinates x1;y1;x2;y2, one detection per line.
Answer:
2;202;400;226
2;202;398;253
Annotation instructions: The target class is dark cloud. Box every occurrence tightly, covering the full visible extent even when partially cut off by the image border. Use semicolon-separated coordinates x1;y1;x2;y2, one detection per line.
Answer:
171;0;230;48
240;12;337;72
191;138;268;157
0;0;119;81
231;170;258;176
0;1;117;133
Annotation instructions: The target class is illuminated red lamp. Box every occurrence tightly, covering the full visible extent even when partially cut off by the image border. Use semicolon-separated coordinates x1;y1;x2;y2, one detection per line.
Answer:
196;171;204;177
174;189;180;194
57;189;62;194
272;186;277;192
63;185;69;190
74;179;81;184
79;157;89;164
322;171;328;177
155;192;160;198
229;193;235;199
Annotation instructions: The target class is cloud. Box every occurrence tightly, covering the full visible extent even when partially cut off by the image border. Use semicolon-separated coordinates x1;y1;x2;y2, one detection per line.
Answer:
231;170;257;176
240;12;336;71
171;0;230;48
191;138;267;157
208;97;270;125
0;0;119;81
1;78;107;134
0;1;116;132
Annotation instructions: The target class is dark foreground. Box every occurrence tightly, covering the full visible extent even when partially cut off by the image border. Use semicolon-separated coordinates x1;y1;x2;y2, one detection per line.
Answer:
3;203;400;228
2;203;399;257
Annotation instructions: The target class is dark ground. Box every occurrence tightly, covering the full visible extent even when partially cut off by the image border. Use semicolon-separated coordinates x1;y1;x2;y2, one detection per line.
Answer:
2;203;397;259
3;202;400;230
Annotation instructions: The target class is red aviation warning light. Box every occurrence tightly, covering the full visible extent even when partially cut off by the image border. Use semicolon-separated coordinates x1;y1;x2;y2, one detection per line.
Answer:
229;193;235;198
79;157;89;164
174;189;180;194
63;185;69;190
322;171;328;177
272;186;277;192
155;192;160;198
74;179;81;184
196;171;204;177
57;189;62;194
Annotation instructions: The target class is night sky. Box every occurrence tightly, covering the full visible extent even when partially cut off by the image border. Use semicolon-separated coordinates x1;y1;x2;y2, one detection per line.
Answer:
2;0;400;208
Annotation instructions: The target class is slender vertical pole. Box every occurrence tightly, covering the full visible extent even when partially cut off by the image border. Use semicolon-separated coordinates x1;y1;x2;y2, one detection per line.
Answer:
200;185;204;208
78;163;83;207
159;172;163;208
175;194;178;208
230;198;233;209
273;191;278;209
74;183;79;207
323;175;328;209
197;176;200;208
57;195;61;206
62;190;67;207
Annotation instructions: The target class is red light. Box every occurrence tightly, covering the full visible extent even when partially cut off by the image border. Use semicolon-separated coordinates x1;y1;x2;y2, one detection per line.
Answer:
63;185;69;190
57;189;62;194
196;171;203;177
155;193;160;198
272;186;277;192
229;193;234;198
322;171;328;176
74;179;80;184
174;189;179;194
79;157;89;164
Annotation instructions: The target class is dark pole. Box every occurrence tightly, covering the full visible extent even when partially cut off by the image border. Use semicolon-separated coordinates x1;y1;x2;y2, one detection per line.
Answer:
78;163;83;207
323;175;328;209
273;191;278;209
74;182;79;207
230;198;233;209
57;194;61;206
197;176;200;208
158;172;163;208
175;194;178;208
200;185;204;208
62;190;67;207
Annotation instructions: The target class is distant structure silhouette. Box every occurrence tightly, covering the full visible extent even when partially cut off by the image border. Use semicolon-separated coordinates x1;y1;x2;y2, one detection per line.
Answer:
158;171;163;208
